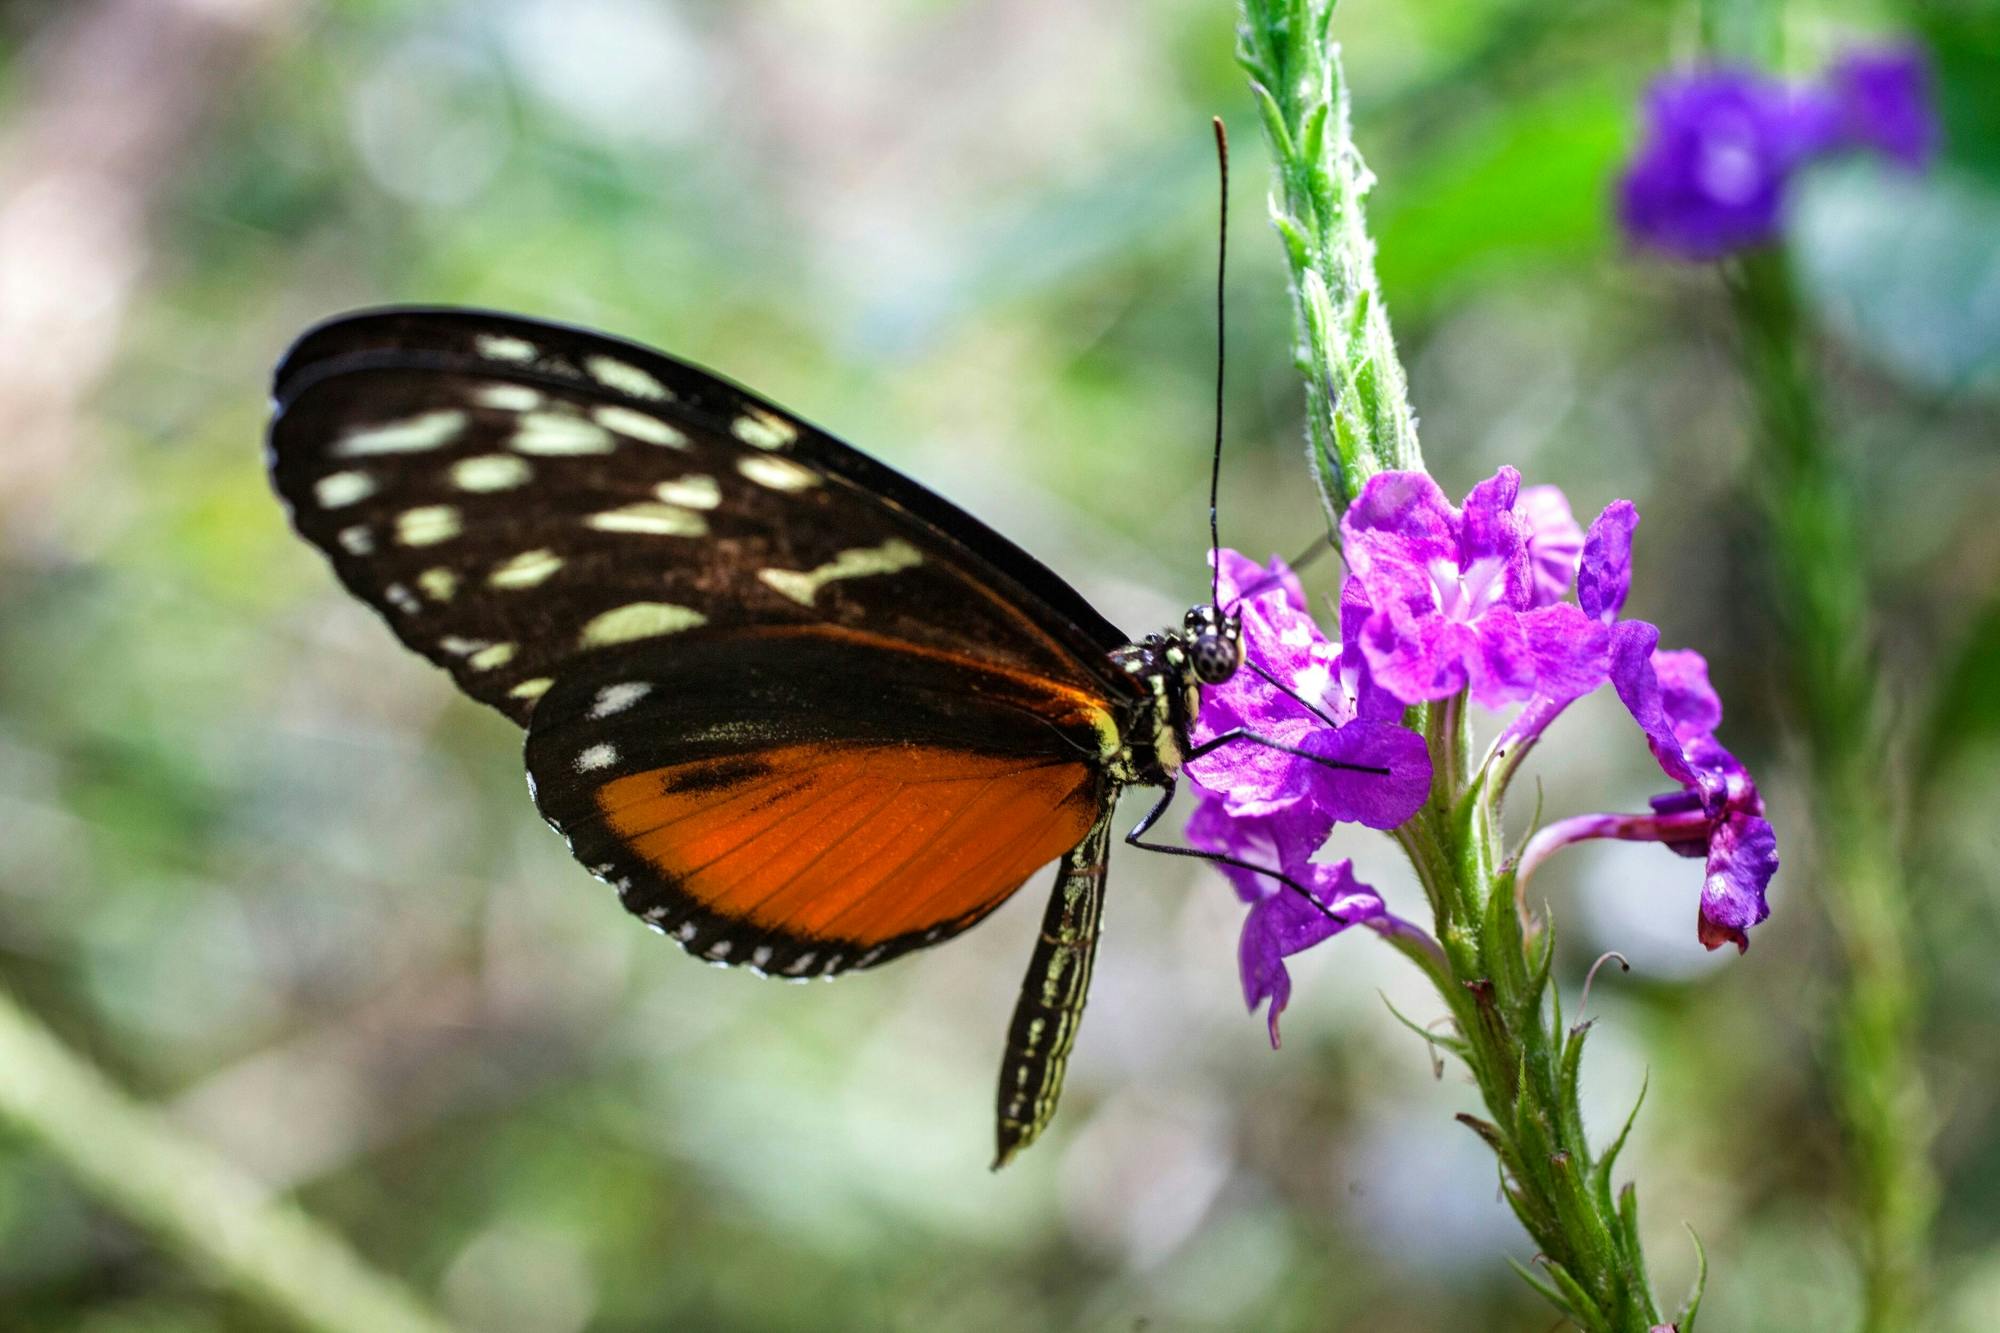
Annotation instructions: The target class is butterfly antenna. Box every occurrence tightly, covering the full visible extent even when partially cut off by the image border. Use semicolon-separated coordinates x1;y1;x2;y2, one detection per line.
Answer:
1208;115;1228;610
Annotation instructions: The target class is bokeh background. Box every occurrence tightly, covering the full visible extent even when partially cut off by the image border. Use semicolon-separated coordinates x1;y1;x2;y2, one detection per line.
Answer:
1;0;1996;1329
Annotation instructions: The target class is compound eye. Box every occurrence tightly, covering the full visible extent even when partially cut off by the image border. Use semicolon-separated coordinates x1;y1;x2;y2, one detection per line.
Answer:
1191;631;1241;685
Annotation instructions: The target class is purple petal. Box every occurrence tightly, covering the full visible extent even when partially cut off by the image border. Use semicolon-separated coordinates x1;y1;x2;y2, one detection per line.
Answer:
1519;484;1586;608
1464;604;1539;709
1238;858;1382;1046
1216;548;1307;614
1827;46;1937;170
1522;603;1611;704
1295;720;1432;830
1652;647;1723;742
1337;579;1403;722
1186;790;1330;905
1359;604;1471;704
1698;814;1778;952
1578;500;1640;623
1187;713;1323;820
1459;468;1531;610
1610;620;1703;789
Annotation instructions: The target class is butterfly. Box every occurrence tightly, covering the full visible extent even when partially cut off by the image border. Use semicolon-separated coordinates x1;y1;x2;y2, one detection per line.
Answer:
265;290;1375;1168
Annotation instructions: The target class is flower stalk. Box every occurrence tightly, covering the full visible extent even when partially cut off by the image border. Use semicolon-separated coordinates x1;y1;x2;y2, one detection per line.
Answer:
1235;0;1422;517
1235;3;1687;1327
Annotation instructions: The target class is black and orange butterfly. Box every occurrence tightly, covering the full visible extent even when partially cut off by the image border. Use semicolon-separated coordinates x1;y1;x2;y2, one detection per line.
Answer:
266;144;1376;1165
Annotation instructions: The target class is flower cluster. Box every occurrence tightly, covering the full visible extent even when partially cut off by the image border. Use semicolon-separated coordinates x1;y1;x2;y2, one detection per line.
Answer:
1617;45;1936;259
1189;469;1778;1040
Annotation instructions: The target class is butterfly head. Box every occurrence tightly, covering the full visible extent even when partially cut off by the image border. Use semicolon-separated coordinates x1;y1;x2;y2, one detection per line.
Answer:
1182;604;1243;686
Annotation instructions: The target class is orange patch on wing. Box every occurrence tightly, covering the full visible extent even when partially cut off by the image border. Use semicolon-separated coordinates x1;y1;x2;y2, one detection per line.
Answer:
594;744;1098;947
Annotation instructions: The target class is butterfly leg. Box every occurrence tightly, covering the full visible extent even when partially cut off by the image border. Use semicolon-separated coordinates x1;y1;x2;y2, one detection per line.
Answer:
993;809;1115;1170
1123;779;1360;930
1183;727;1389;775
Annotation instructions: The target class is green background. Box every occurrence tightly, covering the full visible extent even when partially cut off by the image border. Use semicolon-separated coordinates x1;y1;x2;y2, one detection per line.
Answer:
1;0;1996;1328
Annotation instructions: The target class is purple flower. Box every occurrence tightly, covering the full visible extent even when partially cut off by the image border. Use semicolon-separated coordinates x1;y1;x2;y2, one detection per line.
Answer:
1518;485;1586;609
1828;46;1937;169
1511;501;1777;950
1618;46;1940;260
1618;69;1840;259
1187;550;1432;832
1341;468;1605;710
1187;791;1410;1046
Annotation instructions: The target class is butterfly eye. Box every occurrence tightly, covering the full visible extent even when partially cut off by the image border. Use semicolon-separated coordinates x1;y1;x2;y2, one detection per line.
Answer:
1190;628;1242;684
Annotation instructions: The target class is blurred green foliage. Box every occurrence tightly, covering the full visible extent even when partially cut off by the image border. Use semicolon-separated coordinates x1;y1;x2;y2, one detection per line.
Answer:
0;1;1996;1330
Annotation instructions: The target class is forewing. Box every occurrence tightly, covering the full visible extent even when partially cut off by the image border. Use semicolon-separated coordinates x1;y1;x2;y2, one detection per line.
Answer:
268;307;1135;725
525;632;1113;975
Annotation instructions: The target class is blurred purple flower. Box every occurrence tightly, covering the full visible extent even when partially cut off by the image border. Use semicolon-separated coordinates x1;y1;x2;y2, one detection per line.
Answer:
1617;69;1839;259
1617;46;1938;260
1829;46;1937;169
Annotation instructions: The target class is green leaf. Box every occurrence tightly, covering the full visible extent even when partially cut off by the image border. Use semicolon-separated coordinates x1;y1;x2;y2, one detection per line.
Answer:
1675;1224;1710;1332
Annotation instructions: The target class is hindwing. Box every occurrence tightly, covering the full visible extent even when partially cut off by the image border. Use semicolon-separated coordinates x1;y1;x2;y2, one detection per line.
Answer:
524;632;1112;976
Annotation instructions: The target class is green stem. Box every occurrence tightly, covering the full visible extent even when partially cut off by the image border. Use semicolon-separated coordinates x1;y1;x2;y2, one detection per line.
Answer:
1235;0;1422;519
1726;251;1937;1333
0;985;452;1333
1237;5;1674;1325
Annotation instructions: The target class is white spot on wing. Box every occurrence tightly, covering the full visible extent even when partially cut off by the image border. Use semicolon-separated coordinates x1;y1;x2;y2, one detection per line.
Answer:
476;333;537;363
468;643;516;671
593;404;685;448
585;502;706;537
758;538;924;606
585;355;671;400
450;454;533;492
417;568;458;602
509;677;553;702
473;382;542;411
384;583;421;614
512;413;614;455
736;454;819;492
707;940;733;960
589;682;652;718
751;946;773;969
731;408;797;449
676;922;699;942
785;952;816;975
338;526;374;555
314;471;375;508
655;474;720;509
334;410;465;456
575;742;618;772
489;549;563;589
395;505;461;546
579;602;707;647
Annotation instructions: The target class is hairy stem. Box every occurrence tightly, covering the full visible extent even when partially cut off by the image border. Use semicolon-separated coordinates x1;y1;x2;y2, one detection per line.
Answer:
0;985;451;1333
1237;5;1674;1325
1235;0;1422;521
1726;250;1936;1333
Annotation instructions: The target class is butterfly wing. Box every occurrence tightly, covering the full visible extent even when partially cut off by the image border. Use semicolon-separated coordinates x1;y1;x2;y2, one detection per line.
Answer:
267;307;1140;974
268;307;1131;725
525;633;1112;976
